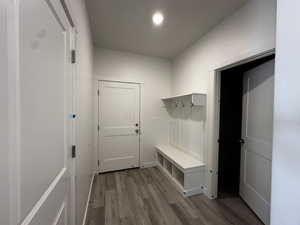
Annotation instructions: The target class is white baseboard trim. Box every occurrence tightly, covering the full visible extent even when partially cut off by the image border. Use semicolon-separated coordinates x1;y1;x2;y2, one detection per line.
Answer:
81;172;95;225
140;161;157;168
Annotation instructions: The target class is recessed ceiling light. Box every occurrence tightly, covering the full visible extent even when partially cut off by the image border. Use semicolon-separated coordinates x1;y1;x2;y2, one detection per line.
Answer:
152;12;164;26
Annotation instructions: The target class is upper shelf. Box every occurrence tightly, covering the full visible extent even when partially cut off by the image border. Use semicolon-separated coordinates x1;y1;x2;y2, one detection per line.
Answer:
162;93;206;107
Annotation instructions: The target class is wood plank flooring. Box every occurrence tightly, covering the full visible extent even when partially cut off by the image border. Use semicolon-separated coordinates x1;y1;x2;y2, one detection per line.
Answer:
86;167;264;225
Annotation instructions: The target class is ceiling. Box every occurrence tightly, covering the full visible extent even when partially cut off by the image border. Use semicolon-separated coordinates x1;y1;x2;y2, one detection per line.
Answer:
86;0;248;59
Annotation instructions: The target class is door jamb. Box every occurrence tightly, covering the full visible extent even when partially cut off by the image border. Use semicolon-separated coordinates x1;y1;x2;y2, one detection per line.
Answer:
69;28;77;225
58;0;77;223
96;80;142;173
206;49;275;199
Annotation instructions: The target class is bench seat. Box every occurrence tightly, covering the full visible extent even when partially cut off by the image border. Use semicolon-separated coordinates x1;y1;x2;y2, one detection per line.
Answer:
156;145;204;172
155;145;205;196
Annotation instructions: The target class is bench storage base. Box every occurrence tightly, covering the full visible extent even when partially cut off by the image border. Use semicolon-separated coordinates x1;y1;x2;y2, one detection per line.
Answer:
156;145;205;197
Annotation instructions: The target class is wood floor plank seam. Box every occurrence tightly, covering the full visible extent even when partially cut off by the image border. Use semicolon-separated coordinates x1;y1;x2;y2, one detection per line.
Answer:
86;168;264;225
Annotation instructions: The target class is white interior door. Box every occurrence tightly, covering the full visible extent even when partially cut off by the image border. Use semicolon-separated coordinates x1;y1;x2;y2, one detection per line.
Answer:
18;1;74;224
98;81;140;173
240;59;275;225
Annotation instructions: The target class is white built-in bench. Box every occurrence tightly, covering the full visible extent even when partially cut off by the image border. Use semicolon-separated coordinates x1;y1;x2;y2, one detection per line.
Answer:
156;145;205;197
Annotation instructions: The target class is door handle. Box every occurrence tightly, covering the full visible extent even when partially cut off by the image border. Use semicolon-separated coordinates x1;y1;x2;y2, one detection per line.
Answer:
238;139;245;144
135;129;139;134
217;138;245;144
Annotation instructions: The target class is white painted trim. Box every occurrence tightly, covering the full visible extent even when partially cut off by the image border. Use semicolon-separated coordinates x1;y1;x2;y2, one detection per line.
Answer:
7;0;21;224
211;47;275;72
81;172;95;225
94;78;100;173
139;83;144;168
69;27;77;225
96;80;101;173
206;48;275;199
140;161;157;168
65;0;76;27
95;78;144;84
59;0;75;28
20;168;67;225
138;83;142;168
52;202;66;225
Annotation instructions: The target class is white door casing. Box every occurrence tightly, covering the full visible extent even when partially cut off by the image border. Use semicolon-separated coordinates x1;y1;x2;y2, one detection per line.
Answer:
98;81;140;173
69;27;77;225
240;60;275;225
0;1;10;224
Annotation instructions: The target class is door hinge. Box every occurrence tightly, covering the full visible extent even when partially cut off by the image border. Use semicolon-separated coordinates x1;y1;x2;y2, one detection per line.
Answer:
97;89;99;96
71;50;76;64
97;124;100;132
97;160;100;168
72;145;76;158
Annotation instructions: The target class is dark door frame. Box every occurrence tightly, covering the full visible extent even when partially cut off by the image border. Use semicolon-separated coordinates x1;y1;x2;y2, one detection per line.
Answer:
209;49;276;199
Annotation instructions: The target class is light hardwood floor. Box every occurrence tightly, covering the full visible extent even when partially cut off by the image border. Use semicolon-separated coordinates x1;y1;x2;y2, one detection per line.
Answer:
86;167;264;225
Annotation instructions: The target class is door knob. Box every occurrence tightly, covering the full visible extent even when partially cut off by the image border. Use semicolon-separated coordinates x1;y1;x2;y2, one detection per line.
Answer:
238;139;245;144
135;129;139;134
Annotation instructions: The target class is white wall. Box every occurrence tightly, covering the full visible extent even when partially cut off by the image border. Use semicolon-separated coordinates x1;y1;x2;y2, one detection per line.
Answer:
70;1;94;225
172;0;276;197
167;101;206;161
271;1;300;224
172;0;276;95
93;48;172;166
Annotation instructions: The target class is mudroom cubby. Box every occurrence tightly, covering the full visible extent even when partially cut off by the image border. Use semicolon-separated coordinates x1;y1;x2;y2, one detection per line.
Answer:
156;145;205;196
156;92;207;197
